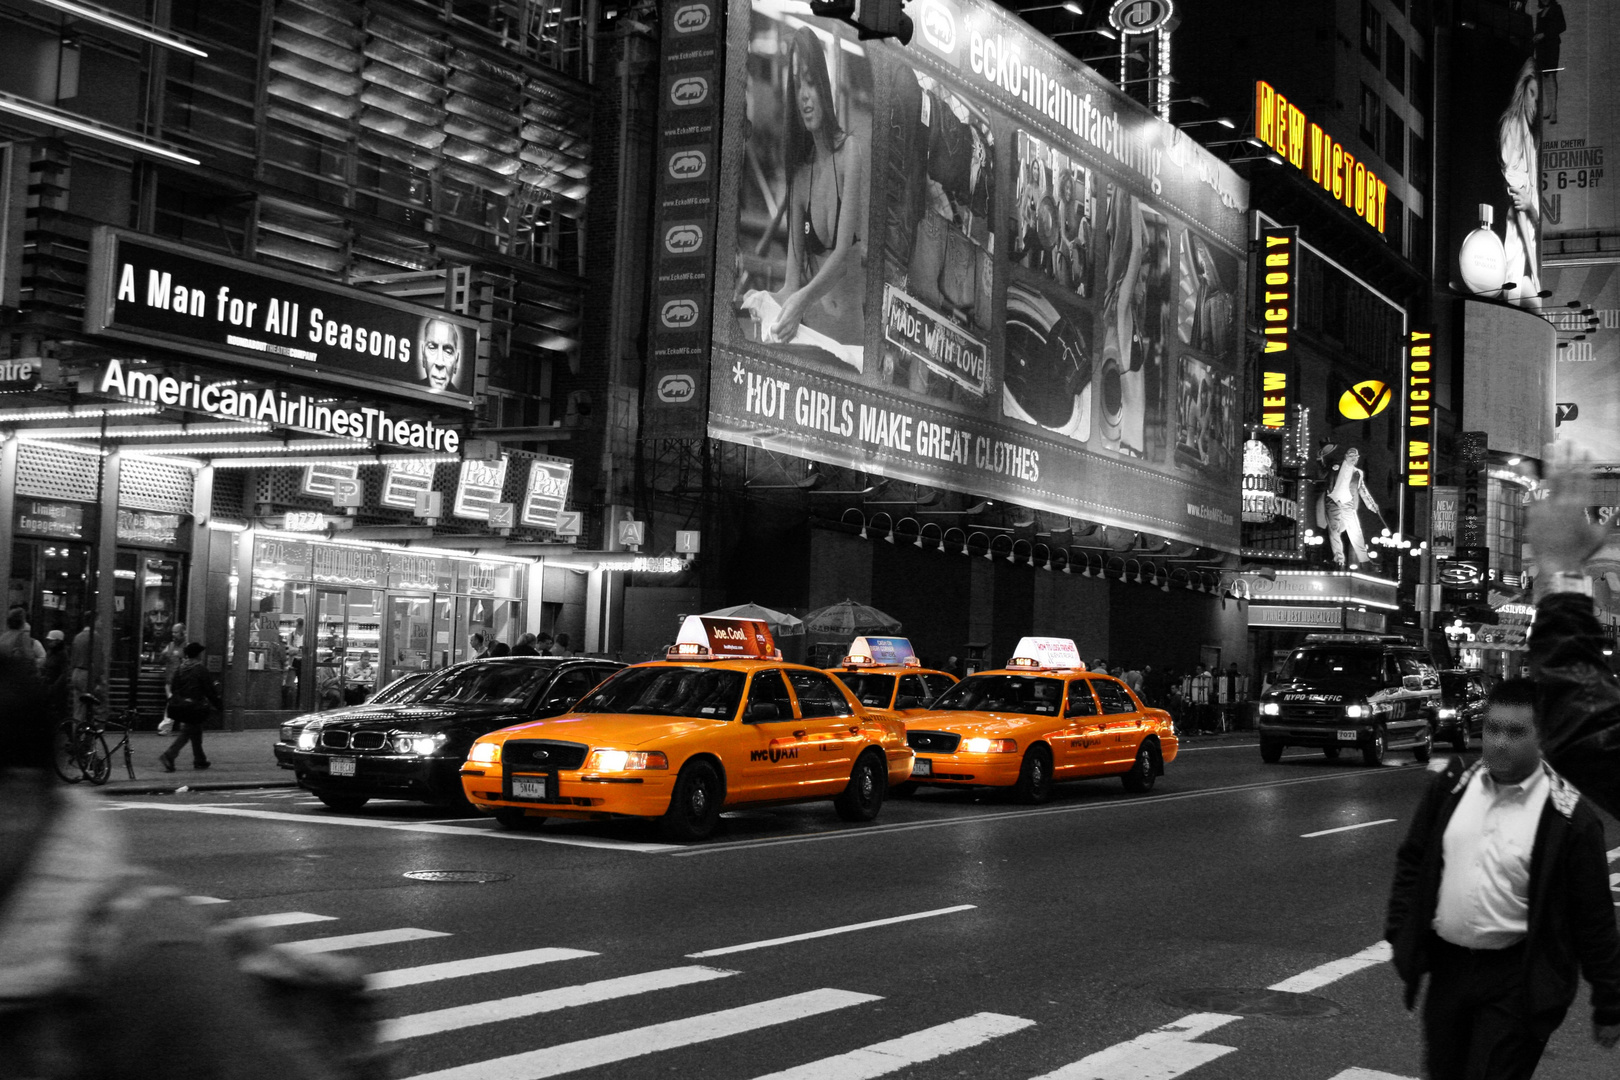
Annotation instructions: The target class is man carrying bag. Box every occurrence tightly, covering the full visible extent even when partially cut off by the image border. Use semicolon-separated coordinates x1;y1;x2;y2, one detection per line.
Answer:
160;642;219;772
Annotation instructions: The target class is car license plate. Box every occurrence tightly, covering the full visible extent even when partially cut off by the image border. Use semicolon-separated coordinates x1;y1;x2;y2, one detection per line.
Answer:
512;776;547;800
1337;730;1358;742
330;757;356;777
913;758;932;777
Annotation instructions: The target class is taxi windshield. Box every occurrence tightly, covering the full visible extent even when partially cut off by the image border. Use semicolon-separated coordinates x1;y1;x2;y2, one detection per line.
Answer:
929;674;1066;716
410;661;556;707
575;666;747;720
833;672;896;709
1279;650;1385;683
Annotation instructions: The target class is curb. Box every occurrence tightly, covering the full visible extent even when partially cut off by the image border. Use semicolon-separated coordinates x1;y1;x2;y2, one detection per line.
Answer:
94;779;299;796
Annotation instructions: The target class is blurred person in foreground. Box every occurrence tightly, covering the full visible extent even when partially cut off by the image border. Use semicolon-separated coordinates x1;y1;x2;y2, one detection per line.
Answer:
1384;449;1620;1079
0;655;352;1078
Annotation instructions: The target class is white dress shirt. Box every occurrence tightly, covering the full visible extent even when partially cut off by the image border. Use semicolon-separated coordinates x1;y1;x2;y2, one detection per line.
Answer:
1433;764;1550;949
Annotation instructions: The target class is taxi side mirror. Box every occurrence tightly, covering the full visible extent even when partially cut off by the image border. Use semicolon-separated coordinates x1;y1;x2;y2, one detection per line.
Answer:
745;702;781;722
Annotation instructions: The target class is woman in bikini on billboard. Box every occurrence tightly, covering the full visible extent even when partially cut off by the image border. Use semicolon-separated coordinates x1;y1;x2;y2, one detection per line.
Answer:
771;26;869;347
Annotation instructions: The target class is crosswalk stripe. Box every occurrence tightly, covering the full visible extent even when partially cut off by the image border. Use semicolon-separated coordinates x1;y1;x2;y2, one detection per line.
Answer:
399;988;881;1080
1267;941;1391;993
381;965;737;1042
1028;1012;1241;1080
1326;1070;1416;1080
745;1011;1034;1080
222;912;338;930
183;895;229;905
280;928;450;954
369;947;597;990
686;904;977;958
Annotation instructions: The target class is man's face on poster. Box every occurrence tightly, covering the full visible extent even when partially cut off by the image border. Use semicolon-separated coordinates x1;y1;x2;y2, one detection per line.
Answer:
419;319;462;393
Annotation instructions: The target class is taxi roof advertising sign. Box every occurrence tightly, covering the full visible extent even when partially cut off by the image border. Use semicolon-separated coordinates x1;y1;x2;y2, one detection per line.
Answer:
1007;636;1084;670
847;635;916;665
698;0;1249;552
674;615;779;659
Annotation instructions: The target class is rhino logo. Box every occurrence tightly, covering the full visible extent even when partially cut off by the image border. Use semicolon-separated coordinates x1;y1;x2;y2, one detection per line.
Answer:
668;149;708;180
657;374;697;403
664;223;704;254
670;76;709;107
660;298;700;328
672;3;710;32
920;1;956;52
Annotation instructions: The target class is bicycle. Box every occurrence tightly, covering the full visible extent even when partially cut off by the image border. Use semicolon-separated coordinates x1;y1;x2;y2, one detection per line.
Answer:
53;695;138;785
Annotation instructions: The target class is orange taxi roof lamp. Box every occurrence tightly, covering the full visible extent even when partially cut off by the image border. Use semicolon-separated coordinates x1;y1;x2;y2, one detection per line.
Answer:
668;615;780;661
1005;636;1086;671
842;635;917;668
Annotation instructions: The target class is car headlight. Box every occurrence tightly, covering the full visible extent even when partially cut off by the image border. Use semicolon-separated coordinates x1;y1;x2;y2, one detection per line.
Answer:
393;732;447;755
1259;702;1280;716
1437;707;1457;718
296;729;319;751
1345;704;1369;718
468;741;501;765
961;737;1018;754
583;749;670;771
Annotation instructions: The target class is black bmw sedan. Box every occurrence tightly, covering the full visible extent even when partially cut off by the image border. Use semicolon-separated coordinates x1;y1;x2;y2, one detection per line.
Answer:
286;656;623;811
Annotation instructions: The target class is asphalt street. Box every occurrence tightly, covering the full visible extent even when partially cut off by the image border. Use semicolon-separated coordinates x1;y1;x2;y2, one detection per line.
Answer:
102;743;1620;1080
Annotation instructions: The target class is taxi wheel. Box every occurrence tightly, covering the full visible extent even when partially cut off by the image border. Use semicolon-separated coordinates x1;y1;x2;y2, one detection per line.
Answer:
1362;725;1387;767
315;792;369;812
1013;745;1053;804
1121;741;1158;793
493;808;545;830
661;760;723;842
834;751;887;822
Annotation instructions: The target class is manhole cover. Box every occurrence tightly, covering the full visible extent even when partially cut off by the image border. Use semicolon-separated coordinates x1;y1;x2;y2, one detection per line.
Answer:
1159;988;1341;1019
403;870;513;884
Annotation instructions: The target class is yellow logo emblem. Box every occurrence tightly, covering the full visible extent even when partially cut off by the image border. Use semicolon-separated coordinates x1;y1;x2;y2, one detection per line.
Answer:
1338;380;1392;420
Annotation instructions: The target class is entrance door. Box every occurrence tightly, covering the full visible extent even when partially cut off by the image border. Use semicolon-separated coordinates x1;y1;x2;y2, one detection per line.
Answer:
385;595;433;687
314;590;348;711
112;551;183;717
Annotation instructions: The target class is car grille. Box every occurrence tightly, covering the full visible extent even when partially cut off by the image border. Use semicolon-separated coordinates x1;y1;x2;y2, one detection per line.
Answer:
321;730;349;749
907;731;961;753
502;740;589;770
1278;705;1343;721
320;730;390;751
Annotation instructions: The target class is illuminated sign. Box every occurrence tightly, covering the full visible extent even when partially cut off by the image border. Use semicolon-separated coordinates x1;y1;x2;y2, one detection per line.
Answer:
1338;380;1392;420
1108;0;1176;35
381;459;436;510
1241;438;1277;522
116;510;185;548
1404;329;1434;485
1255;81;1388;234
1459;431;1487;549
520;456;574;529
1248;605;1344;630
1258;226;1297;429
453;456;509;521
16;499;88;540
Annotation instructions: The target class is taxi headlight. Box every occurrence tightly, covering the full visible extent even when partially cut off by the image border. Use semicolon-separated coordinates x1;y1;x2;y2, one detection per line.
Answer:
584;750;670;771
961;737;1017;754
468;741;501;765
1259;703;1280;716
296;729;319;751
1345;704;1370;718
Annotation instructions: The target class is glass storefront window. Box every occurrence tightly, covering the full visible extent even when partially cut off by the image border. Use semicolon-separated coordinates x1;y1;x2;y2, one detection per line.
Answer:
10;540;92;641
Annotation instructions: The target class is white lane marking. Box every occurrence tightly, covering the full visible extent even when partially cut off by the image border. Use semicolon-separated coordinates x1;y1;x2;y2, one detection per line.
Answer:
369;947;597;990
102;801;679;853
686;904;976;959
280;928;449;954
1028;1012;1241;1080
1326;1070;1417;1080
1268;941;1392;994
1301;818;1397;838
183;895;229;905
746;1011;1034;1080
399;988;880;1080
1172;743;1260;752
222;911;337;930
1607;844;1620;861
673;768;1416;857
382;965;736;1042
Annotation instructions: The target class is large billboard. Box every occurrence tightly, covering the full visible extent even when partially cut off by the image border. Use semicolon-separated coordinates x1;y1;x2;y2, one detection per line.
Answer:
1547;261;1620;462
703;0;1248;550
1537;0;1618;237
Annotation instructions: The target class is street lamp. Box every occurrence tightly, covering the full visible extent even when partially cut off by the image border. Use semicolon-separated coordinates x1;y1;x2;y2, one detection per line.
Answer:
1179;117;1237;130
1054;26;1117;39
1017;0;1084;13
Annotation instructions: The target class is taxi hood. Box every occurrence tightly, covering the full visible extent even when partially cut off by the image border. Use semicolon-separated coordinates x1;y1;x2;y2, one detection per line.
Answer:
491;712;724;748
904;711;1033;735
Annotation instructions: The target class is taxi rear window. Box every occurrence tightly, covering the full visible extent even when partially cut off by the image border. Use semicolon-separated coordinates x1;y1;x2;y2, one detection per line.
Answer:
833;672;896;708
931;674;1065;716
575;666;746;720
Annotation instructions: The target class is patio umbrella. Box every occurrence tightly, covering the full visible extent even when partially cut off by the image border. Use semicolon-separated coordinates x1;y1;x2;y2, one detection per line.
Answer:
700;602;804;636
803;599;902;637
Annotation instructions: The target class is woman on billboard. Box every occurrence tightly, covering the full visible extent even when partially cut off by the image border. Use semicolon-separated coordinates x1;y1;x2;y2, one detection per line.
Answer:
768;26;869;350
1498;58;1543;309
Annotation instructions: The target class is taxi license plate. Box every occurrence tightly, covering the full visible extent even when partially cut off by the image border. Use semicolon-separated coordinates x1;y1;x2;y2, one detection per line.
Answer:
330;757;356;777
512;776;547;800
913;758;932;777
1337;730;1358;742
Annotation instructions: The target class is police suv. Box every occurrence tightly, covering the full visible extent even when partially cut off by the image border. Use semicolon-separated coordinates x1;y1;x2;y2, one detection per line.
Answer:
1257;633;1439;766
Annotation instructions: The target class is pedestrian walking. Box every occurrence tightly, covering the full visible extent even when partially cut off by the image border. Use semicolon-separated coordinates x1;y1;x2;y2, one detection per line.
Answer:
40;629;70;722
1187;664;1214;732
468;631;489;659
1385;677;1620;1079
69;611;100;721
160;642;219;772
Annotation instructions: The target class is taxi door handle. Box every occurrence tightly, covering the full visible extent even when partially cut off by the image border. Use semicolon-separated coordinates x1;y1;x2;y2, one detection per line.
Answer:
794;729;806;738
847;726;860;733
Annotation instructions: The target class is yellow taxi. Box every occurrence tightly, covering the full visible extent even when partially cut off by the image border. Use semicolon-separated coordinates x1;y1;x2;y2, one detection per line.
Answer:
903;636;1177;802
460;616;915;840
828;636;958;722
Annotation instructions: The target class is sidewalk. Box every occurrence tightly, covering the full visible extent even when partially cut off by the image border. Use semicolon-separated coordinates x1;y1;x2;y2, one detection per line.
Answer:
94;729;296;795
